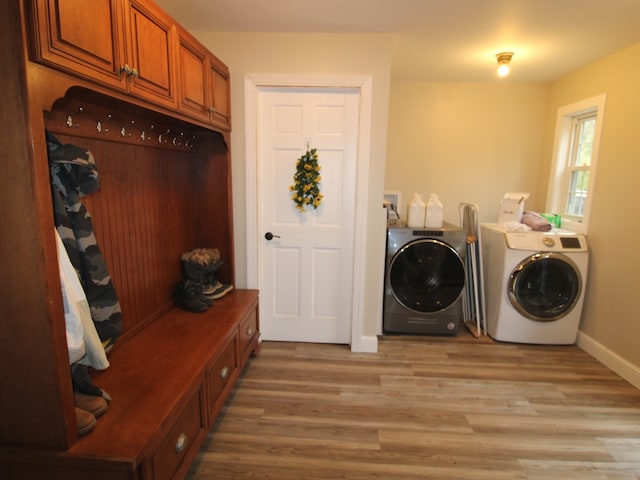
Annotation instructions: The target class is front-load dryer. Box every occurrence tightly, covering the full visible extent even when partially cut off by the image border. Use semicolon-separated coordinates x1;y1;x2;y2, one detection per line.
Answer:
481;223;589;344
383;222;466;335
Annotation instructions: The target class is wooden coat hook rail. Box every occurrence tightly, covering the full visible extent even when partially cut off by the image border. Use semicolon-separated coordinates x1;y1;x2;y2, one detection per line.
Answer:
45;99;201;152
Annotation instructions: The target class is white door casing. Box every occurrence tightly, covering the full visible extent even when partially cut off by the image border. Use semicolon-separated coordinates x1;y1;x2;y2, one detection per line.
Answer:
244;74;376;352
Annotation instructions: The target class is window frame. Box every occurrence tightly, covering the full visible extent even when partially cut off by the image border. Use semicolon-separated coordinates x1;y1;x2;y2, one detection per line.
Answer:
546;94;606;234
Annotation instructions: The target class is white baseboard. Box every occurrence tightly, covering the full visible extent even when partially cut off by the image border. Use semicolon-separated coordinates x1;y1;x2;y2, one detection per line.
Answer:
351;335;378;353
576;331;640;390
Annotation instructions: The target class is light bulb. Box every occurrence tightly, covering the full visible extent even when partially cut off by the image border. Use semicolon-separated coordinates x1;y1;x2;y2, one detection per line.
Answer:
495;52;513;77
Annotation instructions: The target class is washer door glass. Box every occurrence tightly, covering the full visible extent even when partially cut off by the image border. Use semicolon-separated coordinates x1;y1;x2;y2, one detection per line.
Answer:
389;239;465;313
508;253;581;321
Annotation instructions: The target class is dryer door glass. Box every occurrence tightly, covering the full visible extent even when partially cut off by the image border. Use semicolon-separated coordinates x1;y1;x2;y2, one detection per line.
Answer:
388;239;465;313
508;253;581;321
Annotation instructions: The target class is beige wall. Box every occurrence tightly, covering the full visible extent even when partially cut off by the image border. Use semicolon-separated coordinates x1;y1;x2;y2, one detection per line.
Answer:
386;44;640;383
385;83;548;223
192;28;640;376
191;31;392;338
538;44;640;376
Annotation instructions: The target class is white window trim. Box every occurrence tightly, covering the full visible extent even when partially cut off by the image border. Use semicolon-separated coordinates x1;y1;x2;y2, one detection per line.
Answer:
546;93;606;234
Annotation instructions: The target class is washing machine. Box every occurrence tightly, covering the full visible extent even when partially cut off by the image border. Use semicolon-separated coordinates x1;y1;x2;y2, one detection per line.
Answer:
481;223;589;344
383;222;466;335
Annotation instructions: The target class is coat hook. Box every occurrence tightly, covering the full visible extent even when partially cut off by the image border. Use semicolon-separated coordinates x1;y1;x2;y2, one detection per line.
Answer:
158;128;170;144
140;124;154;141
120;120;134;137
65;107;84;128
172;132;184;147
66;115;79;128
96;114;111;134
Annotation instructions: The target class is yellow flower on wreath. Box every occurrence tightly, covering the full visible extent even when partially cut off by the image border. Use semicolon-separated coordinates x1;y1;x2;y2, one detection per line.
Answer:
290;147;322;212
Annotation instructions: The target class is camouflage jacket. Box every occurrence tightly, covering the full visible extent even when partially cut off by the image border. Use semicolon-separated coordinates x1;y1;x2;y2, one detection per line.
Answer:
47;132;122;350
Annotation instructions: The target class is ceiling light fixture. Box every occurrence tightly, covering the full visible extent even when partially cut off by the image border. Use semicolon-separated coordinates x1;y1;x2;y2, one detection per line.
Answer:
496;52;513;77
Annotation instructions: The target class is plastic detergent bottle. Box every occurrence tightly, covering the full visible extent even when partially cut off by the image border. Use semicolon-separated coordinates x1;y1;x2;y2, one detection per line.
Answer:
425;193;443;228
407;193;426;228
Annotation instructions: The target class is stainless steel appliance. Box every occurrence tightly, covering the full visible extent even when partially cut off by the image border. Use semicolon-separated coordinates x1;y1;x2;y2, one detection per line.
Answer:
384;223;466;335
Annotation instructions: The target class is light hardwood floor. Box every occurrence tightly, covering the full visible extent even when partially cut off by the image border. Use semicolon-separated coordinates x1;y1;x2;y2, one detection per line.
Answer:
187;331;640;479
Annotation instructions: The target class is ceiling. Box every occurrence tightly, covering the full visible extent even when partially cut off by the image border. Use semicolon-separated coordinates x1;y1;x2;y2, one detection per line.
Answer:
154;0;640;83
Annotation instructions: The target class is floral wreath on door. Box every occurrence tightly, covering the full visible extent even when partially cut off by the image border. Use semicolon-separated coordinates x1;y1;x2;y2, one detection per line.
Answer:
290;147;322;212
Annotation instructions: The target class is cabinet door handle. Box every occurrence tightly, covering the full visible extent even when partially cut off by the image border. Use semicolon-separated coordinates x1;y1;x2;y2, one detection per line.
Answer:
120;64;140;78
220;365;229;379
175;433;188;453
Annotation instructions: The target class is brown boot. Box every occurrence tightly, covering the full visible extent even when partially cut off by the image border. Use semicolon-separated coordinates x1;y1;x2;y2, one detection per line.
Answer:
74;392;108;417
75;407;96;436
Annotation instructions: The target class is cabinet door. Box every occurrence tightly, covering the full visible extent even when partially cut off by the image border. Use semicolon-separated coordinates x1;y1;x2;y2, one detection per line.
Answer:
208;55;231;130
125;0;177;108
176;28;210;122
29;0;128;90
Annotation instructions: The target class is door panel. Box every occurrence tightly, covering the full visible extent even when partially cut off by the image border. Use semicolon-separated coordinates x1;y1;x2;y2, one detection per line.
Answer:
177;29;208;121
259;88;359;343
208;57;231;129
31;0;127;89
273;247;300;317
126;0;176;107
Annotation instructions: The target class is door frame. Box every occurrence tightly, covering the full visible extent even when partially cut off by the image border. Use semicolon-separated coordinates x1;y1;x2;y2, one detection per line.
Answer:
244;73;374;352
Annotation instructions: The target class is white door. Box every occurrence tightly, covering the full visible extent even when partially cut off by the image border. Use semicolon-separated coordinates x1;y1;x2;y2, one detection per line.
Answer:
258;87;360;343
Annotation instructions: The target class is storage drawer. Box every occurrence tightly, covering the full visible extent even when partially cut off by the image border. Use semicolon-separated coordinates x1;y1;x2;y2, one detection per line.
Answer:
207;338;236;404
152;392;202;480
239;309;258;358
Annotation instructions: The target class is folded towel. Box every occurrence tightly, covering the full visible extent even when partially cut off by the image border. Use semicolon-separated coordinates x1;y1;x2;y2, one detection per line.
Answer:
521;211;552;231
503;221;531;232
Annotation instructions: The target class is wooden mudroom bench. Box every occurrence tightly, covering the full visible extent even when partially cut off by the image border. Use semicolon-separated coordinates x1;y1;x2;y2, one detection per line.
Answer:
5;290;259;480
1;1;260;479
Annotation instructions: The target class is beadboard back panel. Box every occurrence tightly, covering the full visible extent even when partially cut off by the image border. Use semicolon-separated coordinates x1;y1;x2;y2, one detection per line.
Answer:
46;122;233;343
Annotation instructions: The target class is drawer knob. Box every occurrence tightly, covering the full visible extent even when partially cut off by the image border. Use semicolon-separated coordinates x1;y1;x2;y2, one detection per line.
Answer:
220;366;229;379
246;327;254;337
175;433;188;453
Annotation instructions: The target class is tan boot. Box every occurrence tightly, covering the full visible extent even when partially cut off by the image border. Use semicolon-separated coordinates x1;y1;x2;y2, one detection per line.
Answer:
75;407;96;436
74;392;108;417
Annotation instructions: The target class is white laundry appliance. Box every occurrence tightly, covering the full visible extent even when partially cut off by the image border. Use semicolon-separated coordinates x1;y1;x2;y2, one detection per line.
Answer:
481;223;589;344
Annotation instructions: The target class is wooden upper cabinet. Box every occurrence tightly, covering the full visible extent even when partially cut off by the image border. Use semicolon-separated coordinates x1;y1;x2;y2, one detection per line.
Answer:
177;27;210;122
176;26;231;130
208;55;231;130
124;0;177;108
29;0;128;90
28;0;228;127
29;0;176;108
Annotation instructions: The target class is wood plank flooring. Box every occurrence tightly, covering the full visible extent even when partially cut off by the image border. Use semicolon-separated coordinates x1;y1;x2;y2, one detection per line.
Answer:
187;332;640;479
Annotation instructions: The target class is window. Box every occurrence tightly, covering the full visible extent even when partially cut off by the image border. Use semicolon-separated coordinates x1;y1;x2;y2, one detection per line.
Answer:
565;113;595;218
546;94;606;234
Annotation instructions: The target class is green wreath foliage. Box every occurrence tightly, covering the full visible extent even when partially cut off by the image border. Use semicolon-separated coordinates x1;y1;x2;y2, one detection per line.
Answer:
290;147;323;212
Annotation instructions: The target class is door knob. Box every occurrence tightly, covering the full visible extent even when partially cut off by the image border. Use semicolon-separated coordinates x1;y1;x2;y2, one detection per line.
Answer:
264;232;280;241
